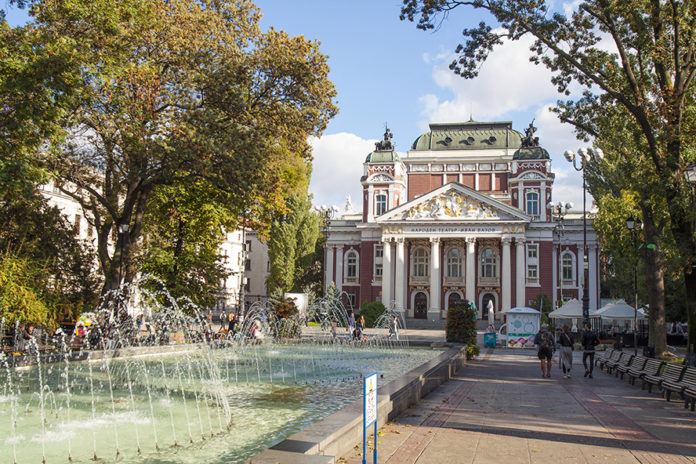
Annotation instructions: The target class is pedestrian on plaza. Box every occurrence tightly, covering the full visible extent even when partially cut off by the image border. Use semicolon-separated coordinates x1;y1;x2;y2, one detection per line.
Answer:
581;323;600;378
229;314;238;334
358;315;366;339
330;319;338;340
219;310;227;330
348;311;355;335
534;323;555;378
558;324;574;378
388;315;399;341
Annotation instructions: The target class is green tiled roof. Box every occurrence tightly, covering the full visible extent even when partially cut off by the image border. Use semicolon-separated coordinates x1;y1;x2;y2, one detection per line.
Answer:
411;121;523;151
365;151;400;162
512;146;550;160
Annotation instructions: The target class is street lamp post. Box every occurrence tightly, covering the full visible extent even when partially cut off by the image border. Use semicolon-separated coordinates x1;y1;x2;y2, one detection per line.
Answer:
548;201;573;308
685;163;696;359
564;147;604;327
315;205;337;297
626;216;642;355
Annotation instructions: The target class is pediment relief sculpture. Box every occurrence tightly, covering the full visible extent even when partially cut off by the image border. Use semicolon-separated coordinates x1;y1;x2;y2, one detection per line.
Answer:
403;190;499;220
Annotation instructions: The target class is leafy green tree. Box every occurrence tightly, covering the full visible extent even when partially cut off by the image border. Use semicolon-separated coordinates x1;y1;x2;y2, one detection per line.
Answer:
5;0;337;297
266;194;321;294
401;0;696;353
359;301;386;328
446;300;477;344
0;253;51;328
138;179;236;310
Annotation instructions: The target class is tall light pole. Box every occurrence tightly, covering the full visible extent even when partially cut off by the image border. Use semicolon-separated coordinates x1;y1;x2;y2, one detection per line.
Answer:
564;147;604;327
548;201;573;308
626;216;641;355
315;205;337;297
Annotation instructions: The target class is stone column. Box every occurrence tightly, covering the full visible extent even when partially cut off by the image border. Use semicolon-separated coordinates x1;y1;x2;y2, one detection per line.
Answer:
394;238;405;311
325;245;334;295
465;238;476;305
381;240;393;307
367;185;374;221
429;237;441;317
335;245;344;293
515;238;526;307
501;237;512;313
588;244;598;310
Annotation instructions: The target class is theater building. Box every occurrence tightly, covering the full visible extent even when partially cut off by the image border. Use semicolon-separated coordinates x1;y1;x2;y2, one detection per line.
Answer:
323;120;600;322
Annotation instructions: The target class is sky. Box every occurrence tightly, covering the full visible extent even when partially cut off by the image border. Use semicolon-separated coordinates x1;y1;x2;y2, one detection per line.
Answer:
4;0;591;214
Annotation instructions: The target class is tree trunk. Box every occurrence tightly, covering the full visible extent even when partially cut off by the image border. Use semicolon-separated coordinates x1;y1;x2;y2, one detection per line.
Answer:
641;211;667;355
686;268;696;357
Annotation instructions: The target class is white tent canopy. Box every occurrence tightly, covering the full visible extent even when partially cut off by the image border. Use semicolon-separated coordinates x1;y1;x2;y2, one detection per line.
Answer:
504;307;541;314
594;300;646;320
548;299;597;318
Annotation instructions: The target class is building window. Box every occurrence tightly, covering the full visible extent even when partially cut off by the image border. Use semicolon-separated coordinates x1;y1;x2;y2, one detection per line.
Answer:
562;252;575;281
526;191;539;217
375;193;387;216
412;247;429;277
245;258;251;271
447;248;462;278
345;289;356;309
245;239;252;252
86;223;93;239
480;248;497;278
345;249;359;280
244;278;250;292
374;244;383;281
74;214;81;235
527;243;538;282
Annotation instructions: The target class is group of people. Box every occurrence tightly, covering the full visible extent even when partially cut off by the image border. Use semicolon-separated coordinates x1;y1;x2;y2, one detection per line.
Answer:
535;323;600;379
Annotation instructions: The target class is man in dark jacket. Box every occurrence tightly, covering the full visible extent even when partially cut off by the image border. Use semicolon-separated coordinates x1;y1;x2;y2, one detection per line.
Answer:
534;323;556;378
581;323;600;378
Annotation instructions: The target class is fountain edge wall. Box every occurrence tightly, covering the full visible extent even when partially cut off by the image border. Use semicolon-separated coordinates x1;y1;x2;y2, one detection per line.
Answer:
248;345;466;464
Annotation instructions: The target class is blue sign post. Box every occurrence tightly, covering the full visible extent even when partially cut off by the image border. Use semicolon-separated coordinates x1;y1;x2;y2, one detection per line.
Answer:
363;372;378;464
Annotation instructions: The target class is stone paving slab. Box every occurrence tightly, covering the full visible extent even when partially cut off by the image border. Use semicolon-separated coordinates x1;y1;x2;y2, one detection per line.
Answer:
340;349;696;464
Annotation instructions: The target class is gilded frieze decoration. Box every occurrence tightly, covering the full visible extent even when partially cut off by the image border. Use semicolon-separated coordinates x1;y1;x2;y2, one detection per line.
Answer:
404;189;499;220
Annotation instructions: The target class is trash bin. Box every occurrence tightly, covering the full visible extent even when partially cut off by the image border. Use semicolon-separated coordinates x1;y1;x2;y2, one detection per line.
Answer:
484;332;496;348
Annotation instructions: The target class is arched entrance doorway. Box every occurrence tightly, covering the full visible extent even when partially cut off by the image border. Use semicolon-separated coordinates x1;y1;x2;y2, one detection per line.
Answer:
447;292;462;309
481;293;496;320
414;292;428;319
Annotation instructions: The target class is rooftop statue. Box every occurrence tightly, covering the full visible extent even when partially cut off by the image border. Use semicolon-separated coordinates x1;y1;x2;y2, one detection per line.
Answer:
375;127;394;151
521;120;540;148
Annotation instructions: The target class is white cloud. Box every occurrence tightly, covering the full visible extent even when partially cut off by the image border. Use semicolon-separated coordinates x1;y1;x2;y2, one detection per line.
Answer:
308;132;376;212
420;34;559;122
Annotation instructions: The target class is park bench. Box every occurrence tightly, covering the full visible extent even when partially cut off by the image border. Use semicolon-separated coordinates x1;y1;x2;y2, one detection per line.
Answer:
616;355;646;380
662;366;696;402
598;350;620;371
628;358;663;387
606;352;633;375
684;384;696;411
595;349;614;368
644;363;684;394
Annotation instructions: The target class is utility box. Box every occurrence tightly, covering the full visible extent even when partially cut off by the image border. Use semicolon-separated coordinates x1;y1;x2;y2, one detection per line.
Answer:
484;332;496;348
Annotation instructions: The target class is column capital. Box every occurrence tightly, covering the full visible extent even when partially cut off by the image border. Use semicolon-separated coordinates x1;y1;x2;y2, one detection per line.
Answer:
395;237;405;244
381;237;393;244
515;237;526;246
465;237;476;244
501;236;513;245
430;237;441;244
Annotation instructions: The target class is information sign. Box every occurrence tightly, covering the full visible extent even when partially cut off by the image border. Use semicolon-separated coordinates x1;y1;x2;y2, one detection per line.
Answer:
363;372;378;464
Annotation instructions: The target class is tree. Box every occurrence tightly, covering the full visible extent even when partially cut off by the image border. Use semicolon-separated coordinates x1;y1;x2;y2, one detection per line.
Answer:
401;0;696;354
7;0;337;297
137;179;236;310
266;194;321;294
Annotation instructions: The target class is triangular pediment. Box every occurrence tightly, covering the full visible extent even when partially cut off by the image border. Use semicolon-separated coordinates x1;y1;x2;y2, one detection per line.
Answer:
377;182;529;222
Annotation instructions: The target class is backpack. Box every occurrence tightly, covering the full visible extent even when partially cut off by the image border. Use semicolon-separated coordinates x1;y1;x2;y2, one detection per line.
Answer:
537;330;552;349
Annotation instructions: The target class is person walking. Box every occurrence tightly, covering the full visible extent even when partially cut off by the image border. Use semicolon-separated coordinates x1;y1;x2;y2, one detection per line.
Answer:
581;323;600;378
389;315;399;341
219;310;227;331
558;325;574;378
347;311;355;336
534;323;555;378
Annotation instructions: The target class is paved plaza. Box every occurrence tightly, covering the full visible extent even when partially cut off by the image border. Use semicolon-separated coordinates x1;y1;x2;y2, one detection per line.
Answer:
341;346;696;464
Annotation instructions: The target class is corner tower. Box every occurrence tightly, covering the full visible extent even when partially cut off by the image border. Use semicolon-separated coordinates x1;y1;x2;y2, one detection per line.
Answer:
361;128;406;222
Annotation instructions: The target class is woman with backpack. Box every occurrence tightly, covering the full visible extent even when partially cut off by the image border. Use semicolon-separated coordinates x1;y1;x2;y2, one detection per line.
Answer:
535;323;555;378
558;325;574;378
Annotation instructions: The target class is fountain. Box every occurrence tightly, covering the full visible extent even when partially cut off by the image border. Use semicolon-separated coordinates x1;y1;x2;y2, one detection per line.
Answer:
0;284;441;464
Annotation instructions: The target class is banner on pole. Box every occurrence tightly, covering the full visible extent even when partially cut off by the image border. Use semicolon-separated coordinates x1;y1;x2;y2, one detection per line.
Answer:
364;372;377;427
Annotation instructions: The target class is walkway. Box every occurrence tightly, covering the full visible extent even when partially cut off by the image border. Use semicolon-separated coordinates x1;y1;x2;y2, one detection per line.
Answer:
340;348;696;463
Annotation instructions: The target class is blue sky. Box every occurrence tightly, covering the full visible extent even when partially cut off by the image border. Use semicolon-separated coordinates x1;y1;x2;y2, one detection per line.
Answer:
5;1;589;212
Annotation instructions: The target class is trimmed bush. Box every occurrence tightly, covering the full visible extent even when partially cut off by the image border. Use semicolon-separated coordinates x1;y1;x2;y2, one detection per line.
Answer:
446;300;477;344
360;301;386;328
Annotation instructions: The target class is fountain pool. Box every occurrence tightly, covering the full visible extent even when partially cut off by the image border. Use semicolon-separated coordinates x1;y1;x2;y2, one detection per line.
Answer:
1;343;443;464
